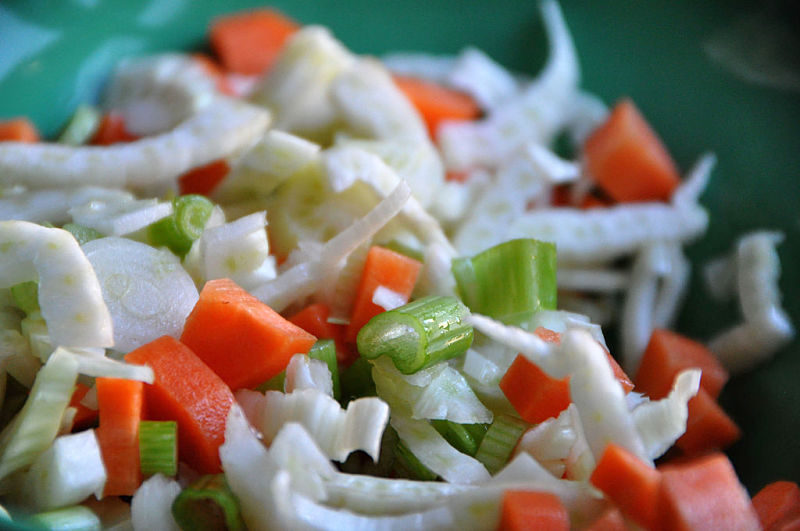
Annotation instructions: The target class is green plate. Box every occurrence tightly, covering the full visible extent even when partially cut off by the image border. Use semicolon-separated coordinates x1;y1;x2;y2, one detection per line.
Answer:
1;0;799;523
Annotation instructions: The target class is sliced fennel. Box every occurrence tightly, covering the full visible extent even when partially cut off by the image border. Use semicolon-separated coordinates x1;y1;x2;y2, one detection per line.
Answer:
130;474;182;531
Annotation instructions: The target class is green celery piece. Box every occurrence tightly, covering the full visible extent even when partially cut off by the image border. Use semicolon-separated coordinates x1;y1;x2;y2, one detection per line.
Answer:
139;420;178;477
474;414;529;475
148;194;214;257
382;239;425;262
452;238;557;325
29;505;101;530
57;104;101;146
256;370;286;392
309;339;340;400
393;439;438;481
338;357;376;406
431;420;488;457
357;295;473;374
62;223;104;246
171;474;245;531
10;281;39;314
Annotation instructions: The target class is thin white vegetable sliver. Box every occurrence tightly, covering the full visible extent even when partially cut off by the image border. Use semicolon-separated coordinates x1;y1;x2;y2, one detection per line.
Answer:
632;369;701;460
130;474;182;531
560;329;650;465
390;414;490;485
372;286;407;312
0;221;113;348
242;388;389;463
284;354;334;396
0;98;270;189
70;197;173;236
57;346;154;384
0;187;133;225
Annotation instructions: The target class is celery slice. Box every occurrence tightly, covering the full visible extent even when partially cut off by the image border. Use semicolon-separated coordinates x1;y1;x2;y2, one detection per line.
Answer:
139;420;178;477
171;474;245;531
148;194;214;257
431;420;488;457
57;104;101;146
453;238;557;325
474;414;529;475
309;339;340;400
357;295;473;374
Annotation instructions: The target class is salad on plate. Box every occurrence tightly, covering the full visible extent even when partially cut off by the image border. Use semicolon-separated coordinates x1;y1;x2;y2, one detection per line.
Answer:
0;2;795;529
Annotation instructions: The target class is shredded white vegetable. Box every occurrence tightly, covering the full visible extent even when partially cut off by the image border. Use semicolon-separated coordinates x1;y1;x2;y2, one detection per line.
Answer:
284;353;334;396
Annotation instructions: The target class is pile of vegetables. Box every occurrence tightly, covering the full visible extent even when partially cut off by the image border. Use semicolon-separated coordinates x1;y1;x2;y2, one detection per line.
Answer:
0;2;795;529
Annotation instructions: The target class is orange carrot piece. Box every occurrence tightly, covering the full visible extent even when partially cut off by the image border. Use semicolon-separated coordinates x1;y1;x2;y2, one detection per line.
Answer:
125;335;235;474
68;382;98;431
582;506;628;531
181;278;317;390
635;328;729;400
498;490;570;531
445;170;470;183
500;354;571;424
752;481;800;531
91;112;138;145
675;388;741;456
177;159;230;196
393;75;481;139
345;246;423;344
0;118;40;143
590;443;661;529
95;377;143;497
657;453;760;531
288;302;349;363
533;327;634;394
191;53;236;96
584;99;681;203
209;9;299;75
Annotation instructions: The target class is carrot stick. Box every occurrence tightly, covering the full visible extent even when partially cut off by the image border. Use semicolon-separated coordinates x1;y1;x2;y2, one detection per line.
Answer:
177;159;230;197
498;490;570;531
0;118;40;143
584;99;681;202
657;452;760;530
500;353;571;424
209;9;300;75
393;75;481;140
91;112;138;145
752;481;800;531
590;442;661;529
288;302;348;363
125;335;235;474
95;377;143;497
345;246;423;345
635;329;729;400
676;388;741;456
181;278;317;390
68;382;98;431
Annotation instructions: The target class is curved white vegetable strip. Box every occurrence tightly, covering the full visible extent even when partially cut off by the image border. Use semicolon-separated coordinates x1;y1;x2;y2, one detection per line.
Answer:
104;53;218;136
561;329;650;465
70;196;173;237
239;388;389;463
500;201;708;263
620;243;670;374
0;187;134;225
196;211;277;291
130;474;182;531
438;0;578;170
82;237;198;353
0;348;78;481
672;152;716;206
251;26;355;137
390;413;491;485
710;231;794;372
21;429;106;511
528;310;608;350
447;47;519;111
652;243;691;329
0;221;113;348
57;346;154;384
382;52;457;84
371;357;493;425
0;98;270;190
284;354;334;396
632;369;701;460
331;58;429;142
251;181;411;312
